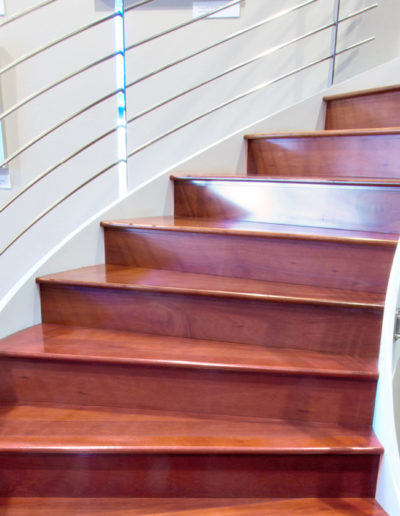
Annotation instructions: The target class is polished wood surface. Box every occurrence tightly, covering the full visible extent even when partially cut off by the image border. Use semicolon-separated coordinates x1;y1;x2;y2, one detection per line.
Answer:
0;452;380;497
0;404;382;452
37;265;385;308
0;356;377;425
325;86;400;129
0;324;379;378
246;130;400;178
0;498;387;515
174;177;400;232
1;85;395;509
37;267;383;359
103;217;395;292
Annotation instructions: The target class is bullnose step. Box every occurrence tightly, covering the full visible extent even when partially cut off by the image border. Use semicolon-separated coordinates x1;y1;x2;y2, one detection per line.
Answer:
0;324;379;426
101;216;396;293
36;265;384;359
0;323;378;379
36;265;384;309
0;405;382;497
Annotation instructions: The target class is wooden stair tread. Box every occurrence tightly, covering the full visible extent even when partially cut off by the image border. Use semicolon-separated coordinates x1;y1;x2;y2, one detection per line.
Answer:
37;265;385;308
0;323;378;378
324;83;400;101
173;173;400;188
102;216;399;245
0;404;382;454
244;127;400;138
0;497;387;514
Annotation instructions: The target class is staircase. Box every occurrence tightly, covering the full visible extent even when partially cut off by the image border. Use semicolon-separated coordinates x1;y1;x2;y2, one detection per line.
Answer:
0;85;397;514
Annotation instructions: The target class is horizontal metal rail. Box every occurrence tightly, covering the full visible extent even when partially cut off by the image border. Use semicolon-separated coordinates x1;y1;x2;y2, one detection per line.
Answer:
125;0;242;51
127;4;377;124
0;0;59;27
0;160;123;256
126;0;318;88
0;52;121;123
0;11;117;77
0;89;122;169
127;36;374;158
0;127;118;214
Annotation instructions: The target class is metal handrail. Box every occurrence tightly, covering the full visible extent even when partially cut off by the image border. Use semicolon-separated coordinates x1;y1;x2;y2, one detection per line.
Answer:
127;4;377;124
0;0;378;257
125;0;242;51
0;51;121;123
0;160;123;256
0;11;117;77
126;0;318;89
127;38;374;158
0;127;118;214
0;0;59;27
0;89;122;169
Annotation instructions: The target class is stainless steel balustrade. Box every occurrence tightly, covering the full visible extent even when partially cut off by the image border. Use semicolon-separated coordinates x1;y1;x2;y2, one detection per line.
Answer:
127;4;377;125
0;0;59;27
0;0;378;256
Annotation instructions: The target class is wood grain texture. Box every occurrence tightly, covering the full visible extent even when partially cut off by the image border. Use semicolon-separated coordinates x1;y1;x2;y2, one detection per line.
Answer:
0;404;382;453
0;354;377;425
246;131;400;179
37;271;383;358
0;452;380;498
103;218;395;292
0;498;387;515
0;324;378;378
37;265;385;309
325;87;400;129
173;177;400;233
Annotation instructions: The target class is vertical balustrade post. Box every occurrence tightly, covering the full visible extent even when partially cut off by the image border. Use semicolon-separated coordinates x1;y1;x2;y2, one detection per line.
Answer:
328;0;340;86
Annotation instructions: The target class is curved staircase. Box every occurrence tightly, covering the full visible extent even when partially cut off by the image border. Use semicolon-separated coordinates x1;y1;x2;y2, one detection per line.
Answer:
0;85;398;514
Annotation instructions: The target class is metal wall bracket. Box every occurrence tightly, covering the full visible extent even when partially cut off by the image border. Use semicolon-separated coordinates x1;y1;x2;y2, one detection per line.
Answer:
394;310;400;340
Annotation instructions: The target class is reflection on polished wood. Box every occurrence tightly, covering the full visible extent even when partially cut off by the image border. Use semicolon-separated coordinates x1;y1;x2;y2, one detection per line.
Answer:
246;129;400;178
174;176;400;233
0;498;387;515
102;217;395;292
0;85;395;510
325;85;400;129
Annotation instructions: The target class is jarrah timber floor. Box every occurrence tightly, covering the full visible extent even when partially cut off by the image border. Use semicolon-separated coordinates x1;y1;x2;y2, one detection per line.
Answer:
1;85;399;514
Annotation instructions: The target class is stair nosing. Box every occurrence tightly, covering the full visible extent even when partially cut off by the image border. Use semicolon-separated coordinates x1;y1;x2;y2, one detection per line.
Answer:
0;349;378;380
244;127;400;139
101;218;398;247
0;443;383;455
324;83;400;101
37;274;384;310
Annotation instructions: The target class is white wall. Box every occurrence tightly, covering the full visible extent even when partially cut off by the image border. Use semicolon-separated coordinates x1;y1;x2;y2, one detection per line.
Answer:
0;0;122;328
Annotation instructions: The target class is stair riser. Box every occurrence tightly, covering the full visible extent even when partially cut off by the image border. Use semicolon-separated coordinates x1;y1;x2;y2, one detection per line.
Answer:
39;285;382;358
0;453;380;498
247;133;400;179
0;358;377;426
174;179;400;232
325;90;400;129
104;227;394;293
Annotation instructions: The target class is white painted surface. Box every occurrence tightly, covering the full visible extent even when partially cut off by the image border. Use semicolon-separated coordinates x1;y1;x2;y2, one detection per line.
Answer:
193;0;240;18
0;1;4;16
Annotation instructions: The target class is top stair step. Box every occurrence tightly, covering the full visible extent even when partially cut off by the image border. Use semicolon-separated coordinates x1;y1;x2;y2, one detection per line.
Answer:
325;84;400;130
245;128;400;179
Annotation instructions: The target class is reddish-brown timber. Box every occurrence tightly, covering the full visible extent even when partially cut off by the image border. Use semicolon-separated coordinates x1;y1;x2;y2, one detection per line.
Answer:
325;85;400;129
246;129;400;178
102;217;396;292
173;176;400;233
